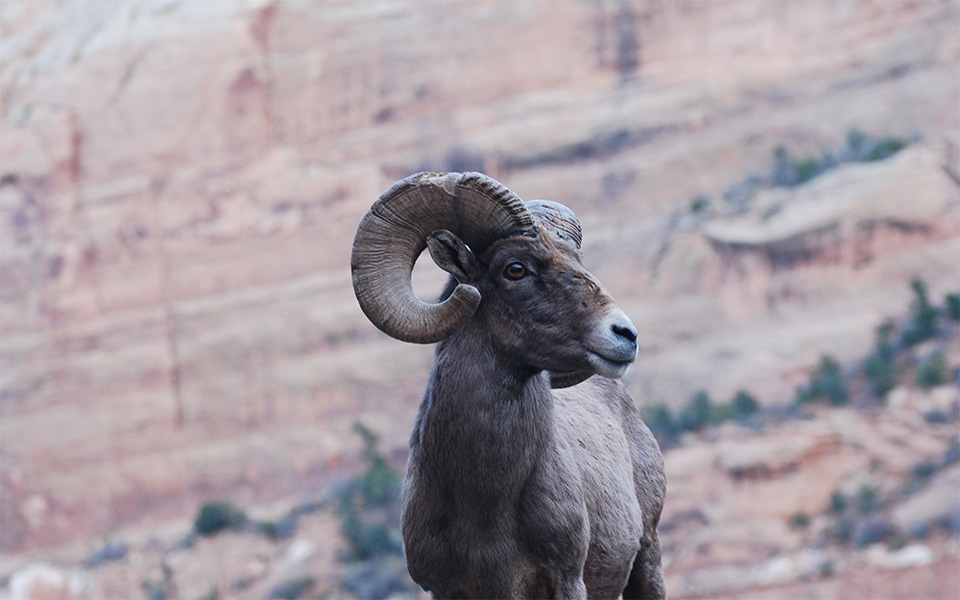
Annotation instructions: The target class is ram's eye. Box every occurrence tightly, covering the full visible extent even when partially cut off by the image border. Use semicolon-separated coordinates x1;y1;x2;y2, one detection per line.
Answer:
504;262;527;280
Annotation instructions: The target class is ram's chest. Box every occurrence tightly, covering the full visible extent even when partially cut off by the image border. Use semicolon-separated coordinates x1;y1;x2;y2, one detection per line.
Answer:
401;487;563;597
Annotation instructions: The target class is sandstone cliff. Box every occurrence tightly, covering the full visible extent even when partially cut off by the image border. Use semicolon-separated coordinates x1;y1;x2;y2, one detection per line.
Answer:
1;1;958;596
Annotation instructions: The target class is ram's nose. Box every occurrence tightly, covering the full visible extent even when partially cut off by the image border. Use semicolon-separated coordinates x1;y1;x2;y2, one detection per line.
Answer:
608;315;638;361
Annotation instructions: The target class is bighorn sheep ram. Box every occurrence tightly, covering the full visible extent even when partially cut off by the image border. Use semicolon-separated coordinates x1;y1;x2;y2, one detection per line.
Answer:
351;172;666;599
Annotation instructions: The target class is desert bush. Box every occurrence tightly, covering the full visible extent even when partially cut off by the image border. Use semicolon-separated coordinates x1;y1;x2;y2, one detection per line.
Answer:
865;320;898;399
731;390;760;419
865;138;907;161
793;156;823;184
935;510;960;534
946;293;960;321
86;542;128;568
796;355;848;406
853;515;895;547
259;514;299;541
689;196;709;214
855;484;878;515
916;351;949;390
909;520;931;540
829;490;847;515
923;410;950;425
788;512;811;530
678;391;713;431
902;278;938;346
830;515;855;544
769;132;909;189
194;502;247;537
336;422;403;561
643;403;679;444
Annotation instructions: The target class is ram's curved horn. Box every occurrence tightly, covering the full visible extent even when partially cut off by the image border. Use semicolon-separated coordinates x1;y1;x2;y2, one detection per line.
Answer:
351;172;536;344
526;199;582;249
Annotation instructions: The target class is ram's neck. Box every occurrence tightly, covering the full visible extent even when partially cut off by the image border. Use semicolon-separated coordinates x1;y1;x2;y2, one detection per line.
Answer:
412;321;554;504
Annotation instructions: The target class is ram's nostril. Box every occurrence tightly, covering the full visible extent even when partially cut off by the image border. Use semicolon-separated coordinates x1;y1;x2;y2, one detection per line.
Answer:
612;323;638;344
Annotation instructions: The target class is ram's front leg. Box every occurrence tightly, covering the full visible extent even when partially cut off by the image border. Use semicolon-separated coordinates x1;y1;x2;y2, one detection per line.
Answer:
556;573;588;600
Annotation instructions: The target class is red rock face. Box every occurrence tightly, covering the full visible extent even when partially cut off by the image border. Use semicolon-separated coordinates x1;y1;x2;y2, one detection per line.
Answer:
1;0;958;570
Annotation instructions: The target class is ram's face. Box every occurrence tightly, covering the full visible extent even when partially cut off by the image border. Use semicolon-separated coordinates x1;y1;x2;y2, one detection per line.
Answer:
479;232;638;379
427;227;638;380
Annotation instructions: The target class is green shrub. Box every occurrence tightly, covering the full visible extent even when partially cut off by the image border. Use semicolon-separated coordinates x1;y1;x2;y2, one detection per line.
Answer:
679;391;713;431
831;515;855;544
865;320;898;399
847;129;870;156
731;390;760;419
911;460;938;482
916;351;948;390
946;293;960;321
923;410;950;424
336;422;403;561
707;402;733;426
829;490;847;514
788;512;811;530
194;502;247;537
794;156;822;184
902;278;938;346
853;515;895;547
797;355;848;406
855;484;878;515
865;138;907;162
643;403;679;442
338;508;398;561
689;196;709;214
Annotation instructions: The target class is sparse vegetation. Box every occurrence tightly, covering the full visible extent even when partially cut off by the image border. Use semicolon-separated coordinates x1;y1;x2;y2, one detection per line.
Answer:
865;320;898;399
336;422;403;561
731;390;760;420
334;421;413;597
643;403;680;446
855;484;879;515
788;512;811;530
946;293;960;321
678;391;713;431
769;130;910;188
853;515;895;547
829;490;847;515
194;502;247;537
795;355;848;406
689;196;709;214
864;137;907;162
916;351;949;390
644;387;766;447
901;278;938;347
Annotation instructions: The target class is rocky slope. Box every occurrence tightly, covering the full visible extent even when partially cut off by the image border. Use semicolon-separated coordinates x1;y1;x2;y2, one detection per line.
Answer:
1;0;959;597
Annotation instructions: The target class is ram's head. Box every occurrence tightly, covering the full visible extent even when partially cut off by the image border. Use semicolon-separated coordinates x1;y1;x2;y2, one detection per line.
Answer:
351;172;638;387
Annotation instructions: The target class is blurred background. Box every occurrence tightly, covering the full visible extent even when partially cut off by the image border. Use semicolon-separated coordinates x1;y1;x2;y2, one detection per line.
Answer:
1;0;959;598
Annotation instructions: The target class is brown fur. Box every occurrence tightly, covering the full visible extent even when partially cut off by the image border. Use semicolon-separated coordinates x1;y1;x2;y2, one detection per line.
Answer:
400;229;666;599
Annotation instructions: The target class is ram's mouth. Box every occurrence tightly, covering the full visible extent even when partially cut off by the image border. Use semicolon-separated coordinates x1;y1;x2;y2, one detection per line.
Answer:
587;350;634;379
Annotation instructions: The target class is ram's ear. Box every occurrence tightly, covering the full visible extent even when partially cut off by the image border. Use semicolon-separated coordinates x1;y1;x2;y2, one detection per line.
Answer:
426;229;482;284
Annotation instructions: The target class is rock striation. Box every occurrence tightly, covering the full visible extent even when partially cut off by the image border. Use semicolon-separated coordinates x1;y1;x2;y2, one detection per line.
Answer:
1;1;958;577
